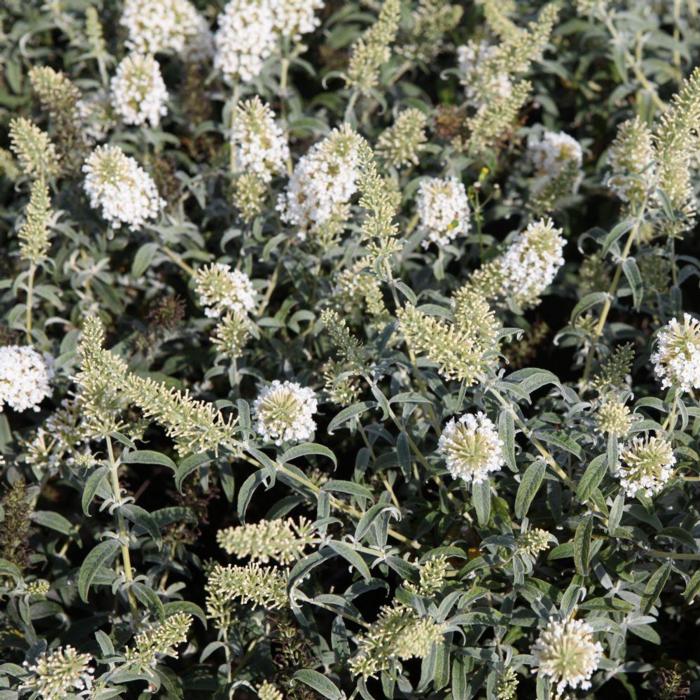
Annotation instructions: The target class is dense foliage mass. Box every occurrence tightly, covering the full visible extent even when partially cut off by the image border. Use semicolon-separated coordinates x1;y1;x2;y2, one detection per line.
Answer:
2;0;700;698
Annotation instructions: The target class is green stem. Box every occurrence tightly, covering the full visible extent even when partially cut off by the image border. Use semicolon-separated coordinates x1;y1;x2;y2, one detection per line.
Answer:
238;452;421;550
25;264;35;343
106;435;138;616
161;246;195;275
488;385;573;488
646;549;700;561
582;216;642;383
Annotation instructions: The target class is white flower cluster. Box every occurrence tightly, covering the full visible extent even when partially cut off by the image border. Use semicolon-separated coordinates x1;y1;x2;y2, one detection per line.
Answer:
618;435;675;498
193;263;256;318
82;146;164;230
437;412;504;484
457;41;512;106
0;346;53;412
121;0;213;58
416;176;470;248
253;380;318;445
532;617;603;697
214;0;324;84
23;645;94;700
528;130;583;178
651;313;700;393
271;0;324;41
214;0;276;85
110;53;168;127
498;219;565;307
278;125;364;239
231;97;289;181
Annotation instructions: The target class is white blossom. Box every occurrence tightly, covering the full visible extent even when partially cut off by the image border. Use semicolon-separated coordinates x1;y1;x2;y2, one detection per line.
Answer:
231;97;289;181
82;146;164;230
618;435;675;498
193;263;256;318
651;313;700;393
416;176;470;248
278;125;364;239
214;0;276;85
437;412;504;484
253;380;317;445
528;130;583;178
498;218;565;307
532;617;603;697
271;0;324;41
121;0;213;58
0;346;53;412
111;53;168;127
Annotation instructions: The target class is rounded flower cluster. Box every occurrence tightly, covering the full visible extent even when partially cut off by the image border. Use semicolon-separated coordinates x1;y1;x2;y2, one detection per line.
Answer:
23;646;94;700
532;617;603;696
82;146;164;230
596;398;634;436
271;0;324;41
231;97;289;181
0;346;53;412
214;0;276;85
457;41;512;107
437;412;504;484
110;53;168;127
278;125;364;240
618;435;675;498
253;380;318;445
416;176;470;248
498;218;565;307
193;263;256;318
528;130;583;177
121;0;213;57
651;313;700;393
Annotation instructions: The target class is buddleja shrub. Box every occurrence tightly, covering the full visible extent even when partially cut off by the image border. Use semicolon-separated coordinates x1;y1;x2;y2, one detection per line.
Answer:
1;0;700;698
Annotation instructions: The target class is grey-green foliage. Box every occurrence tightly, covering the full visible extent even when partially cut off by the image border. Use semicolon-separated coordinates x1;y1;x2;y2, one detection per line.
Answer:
1;0;700;699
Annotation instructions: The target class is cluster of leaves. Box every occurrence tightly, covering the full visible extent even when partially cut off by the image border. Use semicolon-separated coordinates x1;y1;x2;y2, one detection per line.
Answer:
1;0;700;699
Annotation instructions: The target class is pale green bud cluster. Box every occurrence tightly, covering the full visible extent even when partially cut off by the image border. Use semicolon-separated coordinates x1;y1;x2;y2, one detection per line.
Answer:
399;0;463;63
206;563;288;630
458;3;558;153
515;528;552;558
335;262;389;320
495;666;519;700
8;118;60;180
349;604;445;678
234;172;269;222
18;180;53;265
258;681;283;700
23;646;94;700
29;66;81;119
654;67;700;235
596;398;633;436
124;613;193;672
212;311;254;359
405;555;450;595
591;344;635;393
77;316;240;455
377;108;428;168
346;0;400;94
398;304;496;384
217;517;315;564
607;117;656;206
